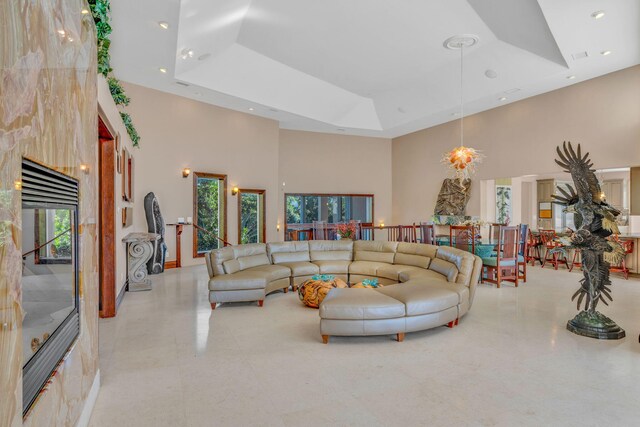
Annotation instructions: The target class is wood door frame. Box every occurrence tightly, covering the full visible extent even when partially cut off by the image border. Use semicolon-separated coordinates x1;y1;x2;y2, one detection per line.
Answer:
237;188;266;244
98;115;116;318
193;172;228;258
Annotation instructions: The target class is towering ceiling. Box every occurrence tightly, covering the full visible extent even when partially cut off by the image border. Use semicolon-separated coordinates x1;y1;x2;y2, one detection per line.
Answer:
109;0;640;137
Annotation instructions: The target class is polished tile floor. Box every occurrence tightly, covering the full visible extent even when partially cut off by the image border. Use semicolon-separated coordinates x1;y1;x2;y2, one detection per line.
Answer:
89;265;640;427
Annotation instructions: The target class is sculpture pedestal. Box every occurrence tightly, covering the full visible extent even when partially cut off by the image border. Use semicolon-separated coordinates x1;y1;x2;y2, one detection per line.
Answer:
123;233;160;292
567;310;625;340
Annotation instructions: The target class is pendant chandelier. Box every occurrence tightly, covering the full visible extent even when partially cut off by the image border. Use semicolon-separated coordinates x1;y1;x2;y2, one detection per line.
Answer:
441;34;484;183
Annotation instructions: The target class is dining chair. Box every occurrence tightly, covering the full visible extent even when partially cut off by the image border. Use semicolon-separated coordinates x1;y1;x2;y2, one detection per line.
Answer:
609;238;634;280
401;224;417;243
313;221;327;240
450;225;475;254
518;224;529;282
419;222;436;245
386;226;402;242
489;223;505;244
481;226;519;288
540;229;568;270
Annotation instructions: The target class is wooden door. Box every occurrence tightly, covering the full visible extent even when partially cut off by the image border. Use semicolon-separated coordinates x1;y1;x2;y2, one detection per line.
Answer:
98;116;116;318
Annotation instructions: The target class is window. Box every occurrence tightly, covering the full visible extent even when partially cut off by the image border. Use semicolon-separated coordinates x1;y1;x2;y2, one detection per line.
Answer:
496;185;512;224
238;189;266;244
193;172;227;257
285;194;373;225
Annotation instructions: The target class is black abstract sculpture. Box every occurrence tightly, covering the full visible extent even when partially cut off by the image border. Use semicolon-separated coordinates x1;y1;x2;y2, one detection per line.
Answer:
144;192;167;274
552;142;625;339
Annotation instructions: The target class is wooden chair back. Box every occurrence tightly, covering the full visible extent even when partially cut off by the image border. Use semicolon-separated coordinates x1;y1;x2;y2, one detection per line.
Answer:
450;225;475;254
313;221;327;240
419;223;436;245
386;226;402;242
539;229;556;247
518;224;529;257
500;226;519;261
489;223;505;244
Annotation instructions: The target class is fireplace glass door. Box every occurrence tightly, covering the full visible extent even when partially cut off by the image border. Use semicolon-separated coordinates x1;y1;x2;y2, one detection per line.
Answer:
21;159;79;415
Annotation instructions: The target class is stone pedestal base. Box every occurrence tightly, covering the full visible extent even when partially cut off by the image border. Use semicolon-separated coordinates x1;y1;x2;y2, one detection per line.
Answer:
567;311;625;340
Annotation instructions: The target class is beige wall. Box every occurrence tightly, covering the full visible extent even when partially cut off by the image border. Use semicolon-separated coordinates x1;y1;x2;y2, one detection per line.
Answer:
392;65;640;224
98;76;137;297
279;130;392;239
123;82;281;267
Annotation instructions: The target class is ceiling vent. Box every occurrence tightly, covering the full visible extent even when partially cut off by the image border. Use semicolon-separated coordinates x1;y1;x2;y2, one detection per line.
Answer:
571;51;589;60
175;81;190;87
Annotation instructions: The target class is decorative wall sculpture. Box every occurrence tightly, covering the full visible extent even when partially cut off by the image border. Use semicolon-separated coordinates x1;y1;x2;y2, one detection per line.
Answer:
144;192;167;274
552;142;625;339
434;178;471;216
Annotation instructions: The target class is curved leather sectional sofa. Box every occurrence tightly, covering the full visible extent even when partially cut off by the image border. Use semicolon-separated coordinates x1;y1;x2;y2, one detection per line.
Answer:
205;240;482;341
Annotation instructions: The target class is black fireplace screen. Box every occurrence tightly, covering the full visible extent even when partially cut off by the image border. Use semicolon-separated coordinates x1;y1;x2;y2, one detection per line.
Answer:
21;159;80;415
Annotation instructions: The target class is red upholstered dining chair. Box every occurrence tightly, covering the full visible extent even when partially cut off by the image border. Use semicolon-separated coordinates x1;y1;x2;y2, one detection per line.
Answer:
386;226;402;242
481;226;520;288
449;225;475;254
540;229;568;270
419;223;436;245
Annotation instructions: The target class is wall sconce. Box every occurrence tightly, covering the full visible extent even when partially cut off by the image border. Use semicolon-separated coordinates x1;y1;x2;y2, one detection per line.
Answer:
379;221;385;229
14;181;22;191
182;168;191;178
276;222;281;232
80;164;89;173
232;186;239;196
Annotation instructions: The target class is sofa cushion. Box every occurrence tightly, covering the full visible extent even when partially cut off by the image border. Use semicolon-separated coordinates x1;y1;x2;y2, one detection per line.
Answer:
353;241;398;263
208;247;234;276
313;260;351;274
245;264;291;282
320;288;405;320
377;264;424;281
349;260;391;277
375;281;459;316
398;268;448;283
394;243;437;269
209;271;268;291
238;254;271;270
278;261;319;277
436;246;477;287
268;241;311;263
428;258;459;282
309;240;353;261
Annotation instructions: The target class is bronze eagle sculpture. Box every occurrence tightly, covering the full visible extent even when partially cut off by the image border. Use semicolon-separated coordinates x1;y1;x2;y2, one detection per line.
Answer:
551;142;625;339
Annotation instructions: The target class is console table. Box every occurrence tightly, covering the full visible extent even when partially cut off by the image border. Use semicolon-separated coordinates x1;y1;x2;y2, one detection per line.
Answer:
165;223;192;269
123;232;160;291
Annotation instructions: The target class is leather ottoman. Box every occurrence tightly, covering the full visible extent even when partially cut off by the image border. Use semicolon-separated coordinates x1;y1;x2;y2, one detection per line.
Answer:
319;288;407;343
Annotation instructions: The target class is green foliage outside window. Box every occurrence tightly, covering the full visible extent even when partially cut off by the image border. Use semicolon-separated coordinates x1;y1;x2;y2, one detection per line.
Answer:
196;178;221;252
53;210;72;257
240;193;259;244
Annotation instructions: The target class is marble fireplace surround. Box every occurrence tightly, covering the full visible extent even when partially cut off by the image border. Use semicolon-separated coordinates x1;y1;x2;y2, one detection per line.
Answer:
0;0;101;425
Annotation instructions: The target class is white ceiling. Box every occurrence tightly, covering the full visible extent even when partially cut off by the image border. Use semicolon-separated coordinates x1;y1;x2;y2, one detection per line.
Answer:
109;0;640;138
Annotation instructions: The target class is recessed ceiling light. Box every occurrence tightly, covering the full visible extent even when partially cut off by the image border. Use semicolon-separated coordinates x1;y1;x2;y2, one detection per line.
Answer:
269;108;279;113
198;53;211;61
158;21;169;29
180;48;195;59
498;97;507;101
67;36;74;42
57;29;66;36
159;67;167;73
591;10;605;19
451;112;459;116
505;88;520;94
567;75;576;80
601;50;612;56
81;8;90;15
248;107;254;111
485;69;498;79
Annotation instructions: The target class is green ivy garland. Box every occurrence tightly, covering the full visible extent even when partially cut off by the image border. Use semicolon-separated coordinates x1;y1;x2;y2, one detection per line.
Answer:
88;0;141;146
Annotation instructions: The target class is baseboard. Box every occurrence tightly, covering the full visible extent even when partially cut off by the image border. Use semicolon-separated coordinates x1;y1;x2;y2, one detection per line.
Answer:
76;369;100;427
116;279;127;310
165;260;177;269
